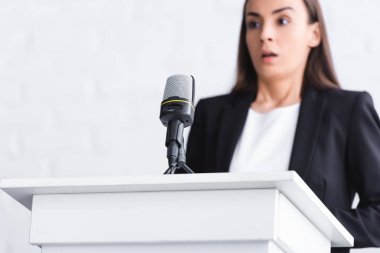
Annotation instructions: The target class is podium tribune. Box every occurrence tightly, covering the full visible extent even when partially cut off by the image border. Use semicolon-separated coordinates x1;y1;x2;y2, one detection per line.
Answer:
0;172;353;253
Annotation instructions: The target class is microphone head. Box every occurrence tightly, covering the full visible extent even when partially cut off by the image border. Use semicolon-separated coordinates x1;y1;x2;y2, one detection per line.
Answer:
160;75;195;128
163;75;194;103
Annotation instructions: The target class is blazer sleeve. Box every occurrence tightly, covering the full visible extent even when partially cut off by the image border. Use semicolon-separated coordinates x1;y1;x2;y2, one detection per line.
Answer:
333;92;380;248
186;99;206;173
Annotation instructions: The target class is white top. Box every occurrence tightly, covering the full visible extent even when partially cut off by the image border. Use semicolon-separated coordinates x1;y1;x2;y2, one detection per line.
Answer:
229;103;300;173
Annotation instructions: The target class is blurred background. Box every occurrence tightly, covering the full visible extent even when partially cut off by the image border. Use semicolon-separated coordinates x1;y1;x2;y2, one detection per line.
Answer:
0;0;379;252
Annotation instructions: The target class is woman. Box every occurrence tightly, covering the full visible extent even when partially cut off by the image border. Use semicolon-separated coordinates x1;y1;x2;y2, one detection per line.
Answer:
186;0;380;252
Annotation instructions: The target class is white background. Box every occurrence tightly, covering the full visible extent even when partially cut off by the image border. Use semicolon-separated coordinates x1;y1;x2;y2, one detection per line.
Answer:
0;0;379;252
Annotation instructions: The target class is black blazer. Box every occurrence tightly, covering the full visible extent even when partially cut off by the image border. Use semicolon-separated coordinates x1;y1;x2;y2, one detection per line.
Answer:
186;87;380;252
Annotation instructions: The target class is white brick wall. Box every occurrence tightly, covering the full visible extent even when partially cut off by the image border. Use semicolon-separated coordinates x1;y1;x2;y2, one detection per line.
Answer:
0;0;379;252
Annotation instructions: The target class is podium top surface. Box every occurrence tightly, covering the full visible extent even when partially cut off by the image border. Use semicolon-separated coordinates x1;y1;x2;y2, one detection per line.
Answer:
0;171;353;247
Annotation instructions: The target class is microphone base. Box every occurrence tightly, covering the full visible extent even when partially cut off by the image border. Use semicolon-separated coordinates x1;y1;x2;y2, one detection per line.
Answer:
164;163;194;174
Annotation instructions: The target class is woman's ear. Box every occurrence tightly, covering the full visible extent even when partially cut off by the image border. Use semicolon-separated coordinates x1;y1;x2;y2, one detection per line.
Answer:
308;22;321;48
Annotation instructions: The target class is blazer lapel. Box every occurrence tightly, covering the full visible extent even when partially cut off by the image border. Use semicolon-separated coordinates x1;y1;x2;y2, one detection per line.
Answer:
288;87;327;179
215;93;255;172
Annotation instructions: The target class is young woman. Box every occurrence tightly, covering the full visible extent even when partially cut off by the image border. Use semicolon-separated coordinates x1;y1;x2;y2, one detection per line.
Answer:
186;0;380;252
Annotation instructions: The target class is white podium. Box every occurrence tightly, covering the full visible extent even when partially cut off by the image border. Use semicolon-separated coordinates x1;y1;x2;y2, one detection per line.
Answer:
0;172;353;253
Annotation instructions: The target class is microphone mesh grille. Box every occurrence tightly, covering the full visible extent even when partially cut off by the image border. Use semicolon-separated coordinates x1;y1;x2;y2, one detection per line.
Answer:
163;75;193;101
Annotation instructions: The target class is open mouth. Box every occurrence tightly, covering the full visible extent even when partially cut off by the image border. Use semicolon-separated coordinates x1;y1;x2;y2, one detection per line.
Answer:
262;52;278;58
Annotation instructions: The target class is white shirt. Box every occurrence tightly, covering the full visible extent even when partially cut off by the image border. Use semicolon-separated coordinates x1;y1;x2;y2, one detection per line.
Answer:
229;103;300;173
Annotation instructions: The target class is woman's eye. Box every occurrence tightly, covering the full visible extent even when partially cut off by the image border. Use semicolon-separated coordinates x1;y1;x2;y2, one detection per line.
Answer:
247;21;261;29
278;18;290;26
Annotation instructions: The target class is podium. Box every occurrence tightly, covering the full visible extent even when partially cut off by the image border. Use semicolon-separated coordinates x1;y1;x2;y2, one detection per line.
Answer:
0;171;353;253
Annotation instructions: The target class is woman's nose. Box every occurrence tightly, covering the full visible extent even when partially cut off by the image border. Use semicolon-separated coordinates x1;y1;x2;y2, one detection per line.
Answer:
260;24;275;42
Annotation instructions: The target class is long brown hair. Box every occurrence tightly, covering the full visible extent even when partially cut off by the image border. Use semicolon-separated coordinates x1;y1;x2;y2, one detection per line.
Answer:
232;0;340;94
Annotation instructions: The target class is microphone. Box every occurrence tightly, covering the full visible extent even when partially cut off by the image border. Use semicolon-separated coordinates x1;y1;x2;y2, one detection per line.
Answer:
160;75;195;174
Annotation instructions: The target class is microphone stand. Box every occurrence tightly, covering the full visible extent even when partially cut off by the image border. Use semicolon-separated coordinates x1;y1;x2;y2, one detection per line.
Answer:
164;120;194;174
164;137;194;174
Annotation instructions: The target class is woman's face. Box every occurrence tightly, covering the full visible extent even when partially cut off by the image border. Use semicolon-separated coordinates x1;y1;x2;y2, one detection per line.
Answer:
245;0;320;82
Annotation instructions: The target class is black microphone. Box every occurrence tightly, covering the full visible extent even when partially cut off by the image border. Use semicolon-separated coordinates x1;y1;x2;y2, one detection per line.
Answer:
160;75;195;174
